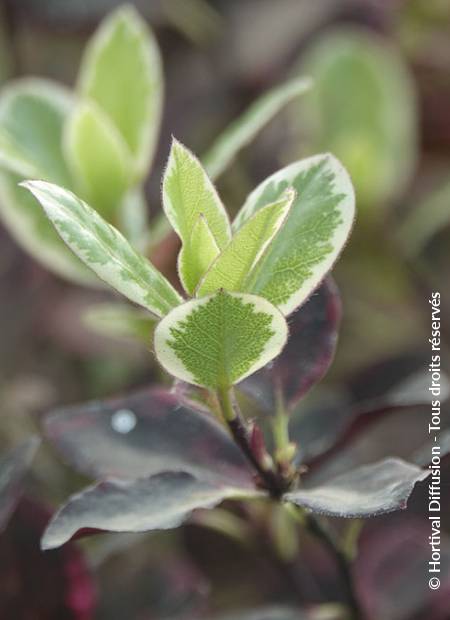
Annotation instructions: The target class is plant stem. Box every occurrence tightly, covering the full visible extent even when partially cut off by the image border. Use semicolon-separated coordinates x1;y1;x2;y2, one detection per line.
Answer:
217;388;363;618
304;513;363;620
216;387;287;498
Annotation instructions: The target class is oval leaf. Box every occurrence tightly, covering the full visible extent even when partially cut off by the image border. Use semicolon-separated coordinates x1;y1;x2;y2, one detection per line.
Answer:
154;290;288;388
163;139;231;252
63;100;133;220
233;154;354;316
41;472;258;550
300;28;417;208
202;76;312;180
21;180;182;316
78;5;163;176
285;458;429;518
197;187;295;296
0;79;96;284
44;387;254;487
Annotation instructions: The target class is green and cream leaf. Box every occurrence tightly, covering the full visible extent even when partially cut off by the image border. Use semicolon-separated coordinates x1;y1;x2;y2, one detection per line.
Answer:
78;5;163;177
197;187;295;296
179;213;220;295
233;154;355;316
202;76;312;180
21;180;182;317
154;290;288;388
163;139;231;252
63;100;133;221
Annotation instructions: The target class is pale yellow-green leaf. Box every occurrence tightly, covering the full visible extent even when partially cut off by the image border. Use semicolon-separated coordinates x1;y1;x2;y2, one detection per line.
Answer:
163;138;231;250
78;5;163;177
179;214;220;295
197;187;295;297
64;100;133;221
154;290;288;388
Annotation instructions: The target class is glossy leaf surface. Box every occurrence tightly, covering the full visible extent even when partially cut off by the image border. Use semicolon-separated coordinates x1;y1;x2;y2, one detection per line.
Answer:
285;458;428;518
42;472;258;550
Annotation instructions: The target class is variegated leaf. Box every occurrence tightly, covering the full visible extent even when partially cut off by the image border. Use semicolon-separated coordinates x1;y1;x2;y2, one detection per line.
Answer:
233;154;355;316
78;5;163;177
22;180;182;317
154;290;288;388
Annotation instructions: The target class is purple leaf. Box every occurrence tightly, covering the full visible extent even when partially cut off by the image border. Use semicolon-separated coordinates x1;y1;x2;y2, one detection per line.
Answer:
285;458;429;518
0;437;40;531
355;517;450;620
239;277;341;414
42;471;259;550
44;387;254;488
308;402;450;484
97;547;208;620
0;497;96;619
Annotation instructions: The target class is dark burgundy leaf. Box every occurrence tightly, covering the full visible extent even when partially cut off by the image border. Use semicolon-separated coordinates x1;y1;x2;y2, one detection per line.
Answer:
307;402;450;485
239;278;341;414
0;497;96;619
285;458;428;518
97;545;208;620
44;387;254;488
355;516;450;620
0;437;40;531
42;471;257;550
288;388;352;465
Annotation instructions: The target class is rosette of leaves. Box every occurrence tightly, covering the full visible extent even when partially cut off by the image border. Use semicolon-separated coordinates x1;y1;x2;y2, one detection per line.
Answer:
0;4;311;288
20;129;432;615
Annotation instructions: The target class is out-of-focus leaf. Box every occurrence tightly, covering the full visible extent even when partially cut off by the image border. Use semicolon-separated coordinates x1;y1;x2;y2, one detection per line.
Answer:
203;76;312;180
0;498;96;619
399;176;450;256
240;278;341;414
355;517;450;620
179;213;220;295
78;5;163;177
197;188;294;296
0;78;73;184
44;387;254;487
83;302;156;343
162;139;231;288
285;458;428;517
0;172;95;285
300;28;417;208
63;100;133;221
97;543;208;620
233;154;354;316
154;290;288;388
42;472;260;550
22;181;182;316
0;80;97;284
289;387;351;465
0;438;40;531
308;402;450;484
